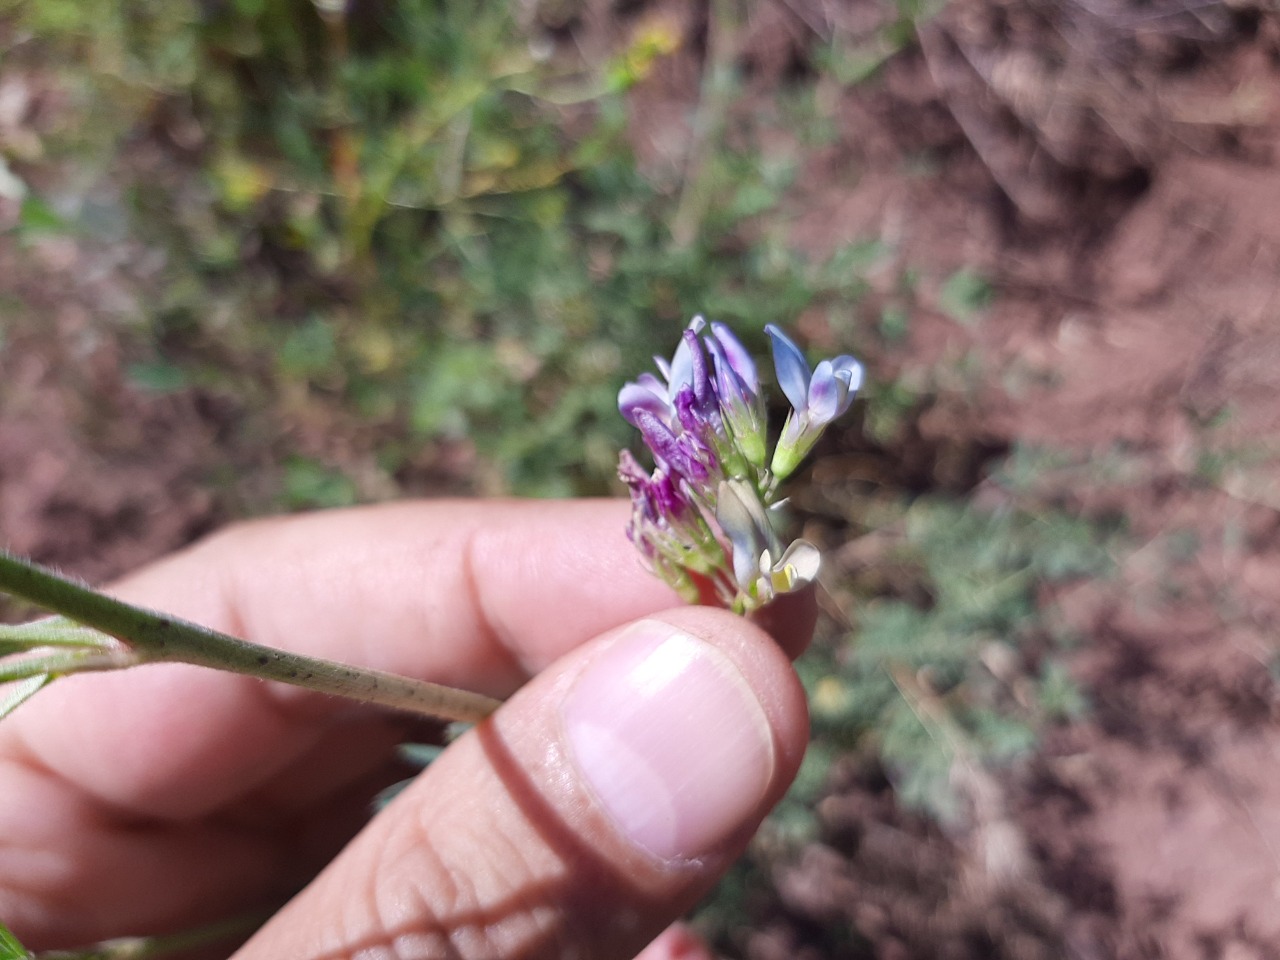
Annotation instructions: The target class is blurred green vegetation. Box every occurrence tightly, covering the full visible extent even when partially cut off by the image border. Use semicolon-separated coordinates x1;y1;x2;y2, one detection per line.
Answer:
2;0;891;497
805;495;1111;821
1;0;1122;953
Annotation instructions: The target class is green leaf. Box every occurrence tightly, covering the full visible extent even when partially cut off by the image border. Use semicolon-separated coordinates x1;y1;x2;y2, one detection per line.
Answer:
281;457;359;510
1038;662;1089;720
878;304;910;341
0;651;92;684
372;776;415;811
409;343;507;438
18;194;66;236
938;268;993;325
728;181;780;220
278;318;338;381
396;742;445;767
0;921;31;960
966;709;1037;761
0;675;51;722
0;618;116;654
127;361;188;394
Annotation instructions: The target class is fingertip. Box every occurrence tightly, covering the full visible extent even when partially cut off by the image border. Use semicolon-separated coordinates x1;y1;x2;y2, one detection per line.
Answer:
631;606;811;801
558;617;778;862
748;584;818;660
635;924;717;960
234;607;807;960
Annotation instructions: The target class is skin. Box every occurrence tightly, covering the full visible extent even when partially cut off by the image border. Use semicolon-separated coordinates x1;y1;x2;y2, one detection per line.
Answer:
0;500;813;960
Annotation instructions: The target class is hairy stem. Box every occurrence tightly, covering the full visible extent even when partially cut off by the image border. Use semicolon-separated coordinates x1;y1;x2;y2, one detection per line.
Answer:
0;552;501;724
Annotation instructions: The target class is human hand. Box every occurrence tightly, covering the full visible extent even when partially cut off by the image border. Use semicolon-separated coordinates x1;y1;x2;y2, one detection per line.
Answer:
0;500;813;959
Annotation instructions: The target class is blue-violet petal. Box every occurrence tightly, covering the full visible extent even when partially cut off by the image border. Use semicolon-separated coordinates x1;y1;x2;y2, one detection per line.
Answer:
766;324;811;413
710;322;759;395
619;381;673;426
806;359;845;425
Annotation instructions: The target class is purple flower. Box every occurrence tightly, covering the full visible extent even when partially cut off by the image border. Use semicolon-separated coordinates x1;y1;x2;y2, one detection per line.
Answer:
705;323;766;467
766;324;864;479
631;406;714;483
618;317;859;613
618;450;686;527
617;450;726;602
617;373;672;427
767;324;863;426
709;322;759;394
618;317;739;486
621;322;713;431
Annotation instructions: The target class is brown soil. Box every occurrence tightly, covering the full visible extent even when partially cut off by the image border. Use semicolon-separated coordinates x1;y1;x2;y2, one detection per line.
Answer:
7;0;1280;956
745;0;1280;955
0;322;222;584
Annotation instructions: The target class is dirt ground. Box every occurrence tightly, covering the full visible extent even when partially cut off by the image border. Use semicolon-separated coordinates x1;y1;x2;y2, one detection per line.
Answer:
7;0;1280;956
777;1;1280;956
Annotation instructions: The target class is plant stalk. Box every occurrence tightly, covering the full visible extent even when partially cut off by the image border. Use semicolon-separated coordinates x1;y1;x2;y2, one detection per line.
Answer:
0;552;501;724
34;908;270;960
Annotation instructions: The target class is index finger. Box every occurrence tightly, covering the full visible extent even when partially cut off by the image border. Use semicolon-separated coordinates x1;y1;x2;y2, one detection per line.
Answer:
1;500;812;818
1;500;667;813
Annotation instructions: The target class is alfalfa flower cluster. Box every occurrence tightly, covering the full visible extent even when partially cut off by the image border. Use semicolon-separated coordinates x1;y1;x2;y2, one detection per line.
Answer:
618;318;862;613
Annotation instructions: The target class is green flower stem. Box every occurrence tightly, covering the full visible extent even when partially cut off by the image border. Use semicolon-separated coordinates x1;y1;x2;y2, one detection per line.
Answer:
0;552;501;725
34;908;270;960
0;676;52;720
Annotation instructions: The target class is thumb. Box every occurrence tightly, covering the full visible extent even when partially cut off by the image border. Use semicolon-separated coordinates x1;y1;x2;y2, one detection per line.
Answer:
233;608;809;960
